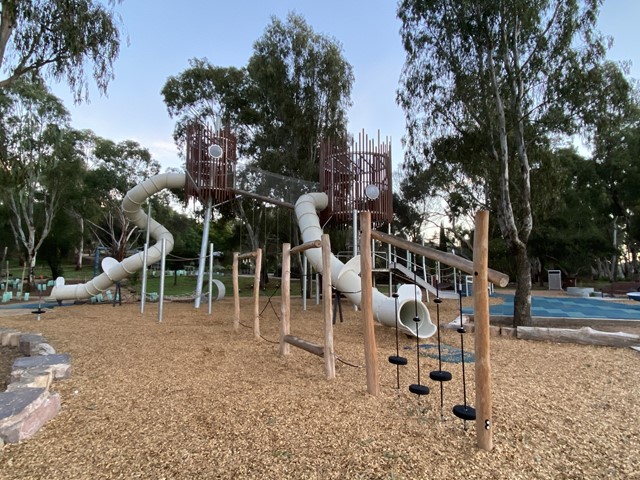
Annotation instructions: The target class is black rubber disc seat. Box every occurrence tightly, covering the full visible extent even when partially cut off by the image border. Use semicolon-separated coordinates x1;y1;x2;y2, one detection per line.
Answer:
388;355;408;366
409;384;430;395
31;309;46;315
429;370;452;382
452;404;476;421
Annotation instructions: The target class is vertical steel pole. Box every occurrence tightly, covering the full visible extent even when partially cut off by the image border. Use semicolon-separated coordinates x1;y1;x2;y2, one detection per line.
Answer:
140;203;151;313
195;198;213;308
388;223;393;294
158;238;167;323
208;243;213;314
302;255;308;311
353;209;359;310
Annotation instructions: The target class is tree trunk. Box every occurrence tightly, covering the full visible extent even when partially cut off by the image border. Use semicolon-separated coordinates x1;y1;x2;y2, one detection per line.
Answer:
27;250;36;287
512;243;532;327
75;216;84;270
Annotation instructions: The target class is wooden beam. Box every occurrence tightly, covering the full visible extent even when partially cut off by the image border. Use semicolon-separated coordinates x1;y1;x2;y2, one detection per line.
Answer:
283;335;324;357
237;251;258;260
370;229;509;287
360;212;379;396
231;188;294;209
290;239;322;255
517;326;640;347
474;210;493;452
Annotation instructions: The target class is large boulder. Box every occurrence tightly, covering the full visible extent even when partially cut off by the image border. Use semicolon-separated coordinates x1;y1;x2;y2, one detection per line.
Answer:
11;354;72;381
0;388;61;443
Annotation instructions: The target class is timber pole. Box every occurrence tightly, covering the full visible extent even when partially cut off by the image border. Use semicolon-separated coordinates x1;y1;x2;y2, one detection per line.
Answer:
360;212;379;396
321;234;336;379
473;210;493;451
232;252;240;332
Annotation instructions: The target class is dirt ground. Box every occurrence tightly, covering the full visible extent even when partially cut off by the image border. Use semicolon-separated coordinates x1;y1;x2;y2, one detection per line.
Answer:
0;294;638;480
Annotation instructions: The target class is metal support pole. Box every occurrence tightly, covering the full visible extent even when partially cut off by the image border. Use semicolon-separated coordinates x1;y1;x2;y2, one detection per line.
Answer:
195;198;213;308
352;209;358;258
208;243;213;315
302;255;308;311
140;203;151;314
158;238;167;323
388;223;393;294
353;209;359;311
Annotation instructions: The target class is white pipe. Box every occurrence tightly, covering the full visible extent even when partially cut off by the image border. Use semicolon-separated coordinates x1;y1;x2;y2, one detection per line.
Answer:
50;173;186;301
295;193;435;338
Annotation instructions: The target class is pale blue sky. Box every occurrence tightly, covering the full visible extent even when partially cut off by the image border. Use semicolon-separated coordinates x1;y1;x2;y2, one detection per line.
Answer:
52;1;639;171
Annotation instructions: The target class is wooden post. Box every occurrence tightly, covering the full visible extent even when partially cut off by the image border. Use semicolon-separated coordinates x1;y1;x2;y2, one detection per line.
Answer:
280;243;291;355
281;240;322;356
359;212;379;396
473;210;493;451
253;248;262;340
232;252;240;332
321;234;336;379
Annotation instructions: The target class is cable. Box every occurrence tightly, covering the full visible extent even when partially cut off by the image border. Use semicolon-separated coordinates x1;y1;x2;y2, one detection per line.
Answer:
335;354;363;368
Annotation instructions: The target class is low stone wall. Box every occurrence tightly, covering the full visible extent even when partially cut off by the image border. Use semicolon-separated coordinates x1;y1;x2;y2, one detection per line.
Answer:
0;327;71;445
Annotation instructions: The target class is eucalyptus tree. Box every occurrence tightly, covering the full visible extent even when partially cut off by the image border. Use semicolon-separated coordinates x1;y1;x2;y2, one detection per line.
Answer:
586;67;640;280
0;0;122;100
163;13;354;281
0;78;85;283
528;147;614;282
397;0;613;325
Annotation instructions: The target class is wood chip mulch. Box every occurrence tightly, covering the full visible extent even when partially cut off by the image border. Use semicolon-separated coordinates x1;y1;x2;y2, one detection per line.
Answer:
0;296;638;479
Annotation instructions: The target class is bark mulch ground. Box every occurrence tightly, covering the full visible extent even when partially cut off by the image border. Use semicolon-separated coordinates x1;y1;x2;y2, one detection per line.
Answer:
0;296;638;479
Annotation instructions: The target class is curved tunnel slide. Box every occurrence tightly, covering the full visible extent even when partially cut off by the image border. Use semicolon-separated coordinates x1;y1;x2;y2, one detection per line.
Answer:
50;174;436;338
50;173;187;301
295;193;436;338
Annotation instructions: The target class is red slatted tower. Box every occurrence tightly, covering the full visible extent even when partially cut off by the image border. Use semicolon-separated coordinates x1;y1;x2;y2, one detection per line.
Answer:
185;123;237;205
319;130;393;228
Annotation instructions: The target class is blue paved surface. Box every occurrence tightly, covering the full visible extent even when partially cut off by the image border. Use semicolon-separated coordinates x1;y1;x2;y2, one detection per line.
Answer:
0;302;58;310
462;294;640;321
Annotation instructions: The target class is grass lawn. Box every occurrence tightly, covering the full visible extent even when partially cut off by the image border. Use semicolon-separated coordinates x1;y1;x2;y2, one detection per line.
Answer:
2;263;298;298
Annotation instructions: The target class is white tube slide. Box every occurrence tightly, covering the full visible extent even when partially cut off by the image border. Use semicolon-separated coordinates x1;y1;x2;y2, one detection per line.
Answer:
295;193;436;338
50;173;186;301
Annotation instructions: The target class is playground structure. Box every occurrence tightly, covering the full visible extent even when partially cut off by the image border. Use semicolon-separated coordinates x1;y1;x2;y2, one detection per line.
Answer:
280;235;336;379
48;125;440;340
294;191;434;338
41;120;513;452
358;210;500;451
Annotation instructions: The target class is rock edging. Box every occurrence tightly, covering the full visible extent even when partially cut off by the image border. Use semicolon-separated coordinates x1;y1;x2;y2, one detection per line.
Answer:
0;327;71;445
